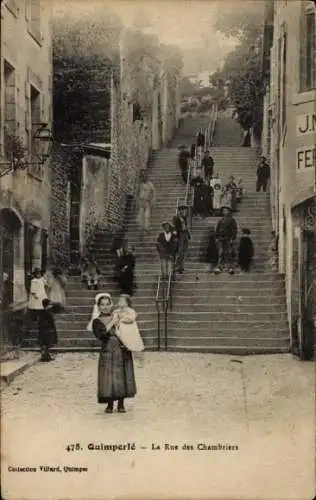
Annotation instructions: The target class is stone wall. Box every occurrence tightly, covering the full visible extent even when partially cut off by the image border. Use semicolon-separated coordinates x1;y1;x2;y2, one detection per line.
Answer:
49;146;71;266
80;154;110;249
104;80;152;231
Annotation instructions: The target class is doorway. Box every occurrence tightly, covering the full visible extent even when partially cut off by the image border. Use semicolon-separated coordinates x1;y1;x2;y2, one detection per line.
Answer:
0;209;22;307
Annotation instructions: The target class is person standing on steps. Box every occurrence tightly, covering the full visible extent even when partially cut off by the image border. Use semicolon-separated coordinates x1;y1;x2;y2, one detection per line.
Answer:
196;128;205;159
26;268;48;335
215;207;238;273
117;243;136;296
210;172;223;215
206;225;219;272
201;150;214;183
173;205;191;274
38;299;58;362
256;157;270;193
137;170;156;237
178;146;191;184
238;228;254;273
156;222;178;278
91;293;137;414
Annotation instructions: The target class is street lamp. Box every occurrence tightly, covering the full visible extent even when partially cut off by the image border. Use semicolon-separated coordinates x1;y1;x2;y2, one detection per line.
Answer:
32;123;53;164
0;123;53;178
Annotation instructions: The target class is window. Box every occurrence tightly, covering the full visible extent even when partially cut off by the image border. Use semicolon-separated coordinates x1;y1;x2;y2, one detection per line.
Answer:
26;0;41;44
300;4;316;92
3;61;17;157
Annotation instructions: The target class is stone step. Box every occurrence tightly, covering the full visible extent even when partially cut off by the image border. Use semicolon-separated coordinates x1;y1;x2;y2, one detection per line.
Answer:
163;345;289;355
164;336;289;349
64;292;285;303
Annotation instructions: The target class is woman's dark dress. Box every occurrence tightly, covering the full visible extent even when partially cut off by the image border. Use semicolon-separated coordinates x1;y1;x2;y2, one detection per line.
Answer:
206;235;219;266
38;310;58;348
238;236;254;271
118;253;135;296
92;316;136;404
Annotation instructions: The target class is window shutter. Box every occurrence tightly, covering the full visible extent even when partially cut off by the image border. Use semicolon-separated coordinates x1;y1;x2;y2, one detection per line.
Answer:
25;81;30;155
300;5;308;92
4;71;17;136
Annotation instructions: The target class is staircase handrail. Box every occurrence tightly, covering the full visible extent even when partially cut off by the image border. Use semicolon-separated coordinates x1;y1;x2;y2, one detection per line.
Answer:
163;263;175;350
155;270;163;350
209;103;218;147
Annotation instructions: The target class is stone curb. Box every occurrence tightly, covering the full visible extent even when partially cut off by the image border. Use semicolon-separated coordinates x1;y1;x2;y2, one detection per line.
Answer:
0;356;40;387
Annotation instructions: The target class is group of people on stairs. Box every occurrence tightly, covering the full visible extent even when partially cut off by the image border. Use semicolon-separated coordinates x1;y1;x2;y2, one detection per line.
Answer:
206;208;255;274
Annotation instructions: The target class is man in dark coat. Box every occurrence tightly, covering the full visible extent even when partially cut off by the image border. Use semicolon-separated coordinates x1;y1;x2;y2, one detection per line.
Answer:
215;207;238;271
194;179;212;218
201;150;214;183
173;205;190;274
196;129;205;148
256;157;270;192
38;299;57;362
178;147;190;184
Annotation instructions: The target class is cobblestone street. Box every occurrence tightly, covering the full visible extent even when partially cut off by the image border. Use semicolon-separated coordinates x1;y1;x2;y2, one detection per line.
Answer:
1;352;315;500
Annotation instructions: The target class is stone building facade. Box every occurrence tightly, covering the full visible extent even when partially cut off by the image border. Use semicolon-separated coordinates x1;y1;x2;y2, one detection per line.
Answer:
261;0;316;347
0;1;52;314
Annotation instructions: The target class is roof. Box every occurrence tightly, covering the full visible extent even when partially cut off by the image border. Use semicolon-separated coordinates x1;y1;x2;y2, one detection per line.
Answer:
291;186;316;208
83;143;112;159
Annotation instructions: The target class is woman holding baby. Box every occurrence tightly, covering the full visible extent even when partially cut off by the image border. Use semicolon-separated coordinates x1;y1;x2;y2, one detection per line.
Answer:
87;293;144;414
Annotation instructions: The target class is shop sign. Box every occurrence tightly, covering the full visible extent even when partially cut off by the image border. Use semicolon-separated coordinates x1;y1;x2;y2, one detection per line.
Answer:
296;146;316;171
296;113;316;136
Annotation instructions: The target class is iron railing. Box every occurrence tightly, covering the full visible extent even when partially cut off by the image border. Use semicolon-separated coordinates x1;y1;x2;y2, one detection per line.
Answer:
155;260;175;351
154;104;218;350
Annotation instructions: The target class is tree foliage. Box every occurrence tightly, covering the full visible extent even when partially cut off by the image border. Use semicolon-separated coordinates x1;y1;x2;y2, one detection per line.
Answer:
53;8;122;142
212;1;265;133
213;0;265;42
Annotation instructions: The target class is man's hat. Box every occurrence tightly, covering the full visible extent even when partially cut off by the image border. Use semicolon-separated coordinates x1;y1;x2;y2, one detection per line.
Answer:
161;221;173;229
221;206;232;213
178;145;188;150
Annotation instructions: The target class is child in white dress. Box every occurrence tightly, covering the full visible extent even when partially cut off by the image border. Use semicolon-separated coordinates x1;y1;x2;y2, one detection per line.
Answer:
113;295;145;355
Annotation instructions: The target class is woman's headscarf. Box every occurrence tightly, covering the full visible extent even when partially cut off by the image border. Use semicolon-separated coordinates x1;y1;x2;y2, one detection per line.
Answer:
86;293;113;332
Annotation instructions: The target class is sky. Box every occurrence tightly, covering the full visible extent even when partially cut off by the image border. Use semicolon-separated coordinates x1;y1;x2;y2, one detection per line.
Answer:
53;0;237;51
53;0;239;76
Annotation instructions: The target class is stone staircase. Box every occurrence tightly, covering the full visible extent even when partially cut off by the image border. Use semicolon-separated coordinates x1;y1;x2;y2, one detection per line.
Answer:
23;112;290;353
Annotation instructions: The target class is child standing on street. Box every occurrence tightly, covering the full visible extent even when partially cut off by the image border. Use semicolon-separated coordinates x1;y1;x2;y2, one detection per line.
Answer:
38;299;58;362
238;228;254;273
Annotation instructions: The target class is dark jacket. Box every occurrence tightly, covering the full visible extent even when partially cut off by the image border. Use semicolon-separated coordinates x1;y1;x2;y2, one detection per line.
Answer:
216;217;238;240
38;310;57;348
178;150;190;168
257;163;270;180
238;236;254;264
197;133;205;147
156;232;178;257
206;234;218;264
173;215;190;237
202;157;214;177
118;253;135;275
